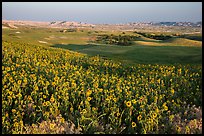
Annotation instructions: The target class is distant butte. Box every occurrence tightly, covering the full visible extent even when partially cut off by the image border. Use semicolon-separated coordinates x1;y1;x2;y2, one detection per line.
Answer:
2;20;95;29
2;20;202;33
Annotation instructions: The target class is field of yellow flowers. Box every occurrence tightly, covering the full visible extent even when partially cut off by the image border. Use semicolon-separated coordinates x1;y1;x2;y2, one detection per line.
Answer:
2;40;202;134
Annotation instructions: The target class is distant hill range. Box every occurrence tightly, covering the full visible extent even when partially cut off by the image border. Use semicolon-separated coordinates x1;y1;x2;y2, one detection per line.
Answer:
127;21;201;27
2;20;95;29
2;20;202;34
2;20;202;28
152;22;202;27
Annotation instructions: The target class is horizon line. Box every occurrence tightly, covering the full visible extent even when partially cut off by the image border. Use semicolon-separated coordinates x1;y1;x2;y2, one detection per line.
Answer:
2;19;202;24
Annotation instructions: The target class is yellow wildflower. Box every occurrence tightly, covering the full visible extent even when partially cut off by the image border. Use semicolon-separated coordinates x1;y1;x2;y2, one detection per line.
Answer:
86;89;92;97
132;99;137;104
17;80;22;85
92;107;97;111
13;122;19;128
50;95;55;103
132;122;136;128
185;126;190;134
52;82;55;86
60;118;65;123
113;97;117;102
50;123;55;130
42;102;47;107
163;105;168;111
12;109;16;113
87;97;92;101
34;85;39;91
169;115;174;122
155;108;159;113
152;113;157;118
70;107;74;112
82;109;87;114
137;115;142;121
171;88;175;95
176;125;181;133
126;101;132;108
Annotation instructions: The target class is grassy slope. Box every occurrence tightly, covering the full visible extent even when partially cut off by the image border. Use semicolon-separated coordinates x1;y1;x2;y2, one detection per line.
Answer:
162;38;202;46
52;43;202;65
2;27;90;45
2;27;202;65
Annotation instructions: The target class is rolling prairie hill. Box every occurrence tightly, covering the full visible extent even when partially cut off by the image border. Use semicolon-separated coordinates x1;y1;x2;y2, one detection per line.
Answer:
2;26;202;65
2;21;202;134
162;38;202;47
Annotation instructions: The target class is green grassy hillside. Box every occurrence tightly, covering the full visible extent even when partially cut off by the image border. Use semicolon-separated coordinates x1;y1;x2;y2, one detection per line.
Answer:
162;38;202;46
52;43;202;65
3;27;202;66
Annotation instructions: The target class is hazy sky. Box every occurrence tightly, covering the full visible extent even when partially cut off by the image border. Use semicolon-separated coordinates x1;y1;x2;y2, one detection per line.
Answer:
2;2;202;24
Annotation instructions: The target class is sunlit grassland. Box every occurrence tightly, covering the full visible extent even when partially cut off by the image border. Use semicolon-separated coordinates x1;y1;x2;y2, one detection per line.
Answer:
2;27;202;134
2;27;202;66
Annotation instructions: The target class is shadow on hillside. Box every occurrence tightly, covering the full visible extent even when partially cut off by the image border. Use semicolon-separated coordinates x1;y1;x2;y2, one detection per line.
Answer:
51;43;97;51
51;43;202;65
135;37;162;42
